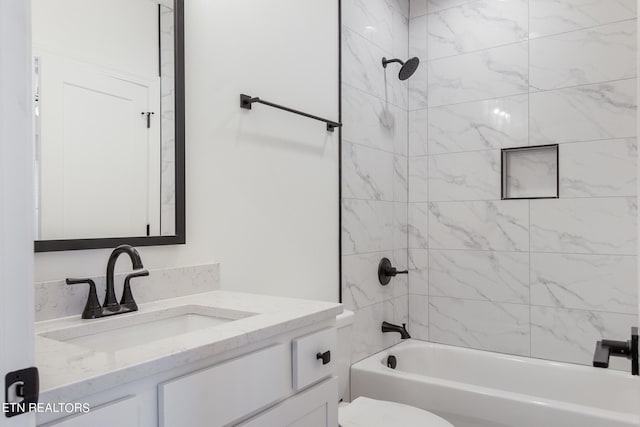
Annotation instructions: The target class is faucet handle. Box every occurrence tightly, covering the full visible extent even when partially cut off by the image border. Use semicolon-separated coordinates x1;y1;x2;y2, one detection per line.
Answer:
66;278;102;319
125;269;149;280
631;327;638;376
593;327;639;376
378;257;408;285
119;269;149;311
66;277;95;286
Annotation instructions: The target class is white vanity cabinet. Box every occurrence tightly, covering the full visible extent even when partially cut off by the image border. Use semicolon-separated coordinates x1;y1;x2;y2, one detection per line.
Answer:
40;396;141;427
159;344;293;426
159;328;337;427
38;325;338;427
239;377;338;427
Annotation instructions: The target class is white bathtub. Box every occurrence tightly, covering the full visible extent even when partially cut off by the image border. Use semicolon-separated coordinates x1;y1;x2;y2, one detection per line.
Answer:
351;340;640;427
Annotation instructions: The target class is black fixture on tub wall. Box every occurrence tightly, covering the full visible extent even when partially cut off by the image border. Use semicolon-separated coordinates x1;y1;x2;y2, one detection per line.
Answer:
387;355;397;369
382;321;411;339
378;257;408;285
593;327;638;375
381;56;420;80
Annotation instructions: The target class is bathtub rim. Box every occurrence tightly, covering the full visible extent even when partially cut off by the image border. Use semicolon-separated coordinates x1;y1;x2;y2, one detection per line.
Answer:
351;339;639;424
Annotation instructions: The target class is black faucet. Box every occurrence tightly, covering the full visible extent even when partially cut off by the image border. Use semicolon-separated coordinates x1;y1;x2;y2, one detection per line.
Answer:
593;327;638;375
66;244;148;319
104;244;144;312
382;321;411;339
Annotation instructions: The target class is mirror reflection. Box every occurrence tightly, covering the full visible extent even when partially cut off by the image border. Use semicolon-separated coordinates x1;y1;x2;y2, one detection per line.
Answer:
33;0;176;241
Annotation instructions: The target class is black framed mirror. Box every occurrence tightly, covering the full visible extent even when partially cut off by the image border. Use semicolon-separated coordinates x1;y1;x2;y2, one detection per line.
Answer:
33;0;185;252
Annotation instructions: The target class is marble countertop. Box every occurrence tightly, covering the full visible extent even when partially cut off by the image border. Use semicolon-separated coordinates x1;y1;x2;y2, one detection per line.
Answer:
35;291;342;404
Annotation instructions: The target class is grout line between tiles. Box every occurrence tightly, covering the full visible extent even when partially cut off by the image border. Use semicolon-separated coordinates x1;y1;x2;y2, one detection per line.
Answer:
427;77;637;110
427;194;638;202
425;0;475;16
429;295;637;316
426;17;637;63
342;81;408;114
343;137;406;157
420;247;638;257
342;20;397;62
423;136;638;157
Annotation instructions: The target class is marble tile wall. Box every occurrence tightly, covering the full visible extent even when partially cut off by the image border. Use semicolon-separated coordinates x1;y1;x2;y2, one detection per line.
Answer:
407;0;638;368
341;0;410;363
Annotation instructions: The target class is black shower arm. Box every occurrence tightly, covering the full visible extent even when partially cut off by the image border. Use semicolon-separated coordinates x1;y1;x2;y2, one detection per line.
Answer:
382;57;405;67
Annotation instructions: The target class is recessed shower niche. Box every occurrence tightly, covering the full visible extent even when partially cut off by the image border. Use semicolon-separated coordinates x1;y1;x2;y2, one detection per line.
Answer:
501;145;559;200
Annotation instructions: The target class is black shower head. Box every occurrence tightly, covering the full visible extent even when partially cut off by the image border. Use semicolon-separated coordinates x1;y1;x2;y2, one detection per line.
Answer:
399;57;420;80
382;56;420;81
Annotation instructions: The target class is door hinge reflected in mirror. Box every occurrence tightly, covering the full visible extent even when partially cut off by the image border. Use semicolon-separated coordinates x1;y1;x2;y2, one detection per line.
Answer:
4;367;39;418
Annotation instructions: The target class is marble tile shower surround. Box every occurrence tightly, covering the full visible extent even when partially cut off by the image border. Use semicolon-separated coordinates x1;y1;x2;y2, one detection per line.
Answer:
403;0;639;369
341;0;410;363
34;264;220;322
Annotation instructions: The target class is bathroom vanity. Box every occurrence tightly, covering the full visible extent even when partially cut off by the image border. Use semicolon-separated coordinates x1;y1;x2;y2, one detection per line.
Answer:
34;291;342;426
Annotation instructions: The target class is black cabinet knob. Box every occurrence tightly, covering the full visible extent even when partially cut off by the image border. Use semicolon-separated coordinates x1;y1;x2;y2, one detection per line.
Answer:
316;350;331;365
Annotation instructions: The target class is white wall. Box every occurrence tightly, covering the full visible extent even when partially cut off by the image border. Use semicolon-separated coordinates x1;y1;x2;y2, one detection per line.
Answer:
32;0;158;79
34;0;340;303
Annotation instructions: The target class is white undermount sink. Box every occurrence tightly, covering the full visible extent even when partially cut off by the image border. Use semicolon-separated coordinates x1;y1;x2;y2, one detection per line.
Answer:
39;305;254;352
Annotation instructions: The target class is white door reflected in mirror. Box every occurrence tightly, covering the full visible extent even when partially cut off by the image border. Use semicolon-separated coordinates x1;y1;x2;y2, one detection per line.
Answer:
32;0;177;241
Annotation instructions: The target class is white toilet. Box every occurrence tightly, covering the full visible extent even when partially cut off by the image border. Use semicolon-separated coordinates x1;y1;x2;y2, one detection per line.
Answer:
336;310;454;427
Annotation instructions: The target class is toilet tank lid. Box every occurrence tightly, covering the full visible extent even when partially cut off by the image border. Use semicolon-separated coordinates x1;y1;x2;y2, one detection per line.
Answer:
340;397;454;427
336;309;354;328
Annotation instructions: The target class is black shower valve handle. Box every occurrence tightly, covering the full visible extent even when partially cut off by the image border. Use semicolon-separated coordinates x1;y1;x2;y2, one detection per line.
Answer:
378;257;408;285
385;266;409;277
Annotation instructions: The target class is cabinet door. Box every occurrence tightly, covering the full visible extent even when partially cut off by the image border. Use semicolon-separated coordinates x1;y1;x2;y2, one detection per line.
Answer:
159;344;291;427
239;377;338;427
292;328;337;390
39;396;140;427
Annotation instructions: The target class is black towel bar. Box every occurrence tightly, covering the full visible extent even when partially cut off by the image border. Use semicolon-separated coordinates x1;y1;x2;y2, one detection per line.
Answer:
240;94;341;132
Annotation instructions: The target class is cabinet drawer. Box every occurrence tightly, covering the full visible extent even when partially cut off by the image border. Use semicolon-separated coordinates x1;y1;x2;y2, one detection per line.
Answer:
238;377;338;427
158;344;291;427
292;328;336;390
40;396;139;427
